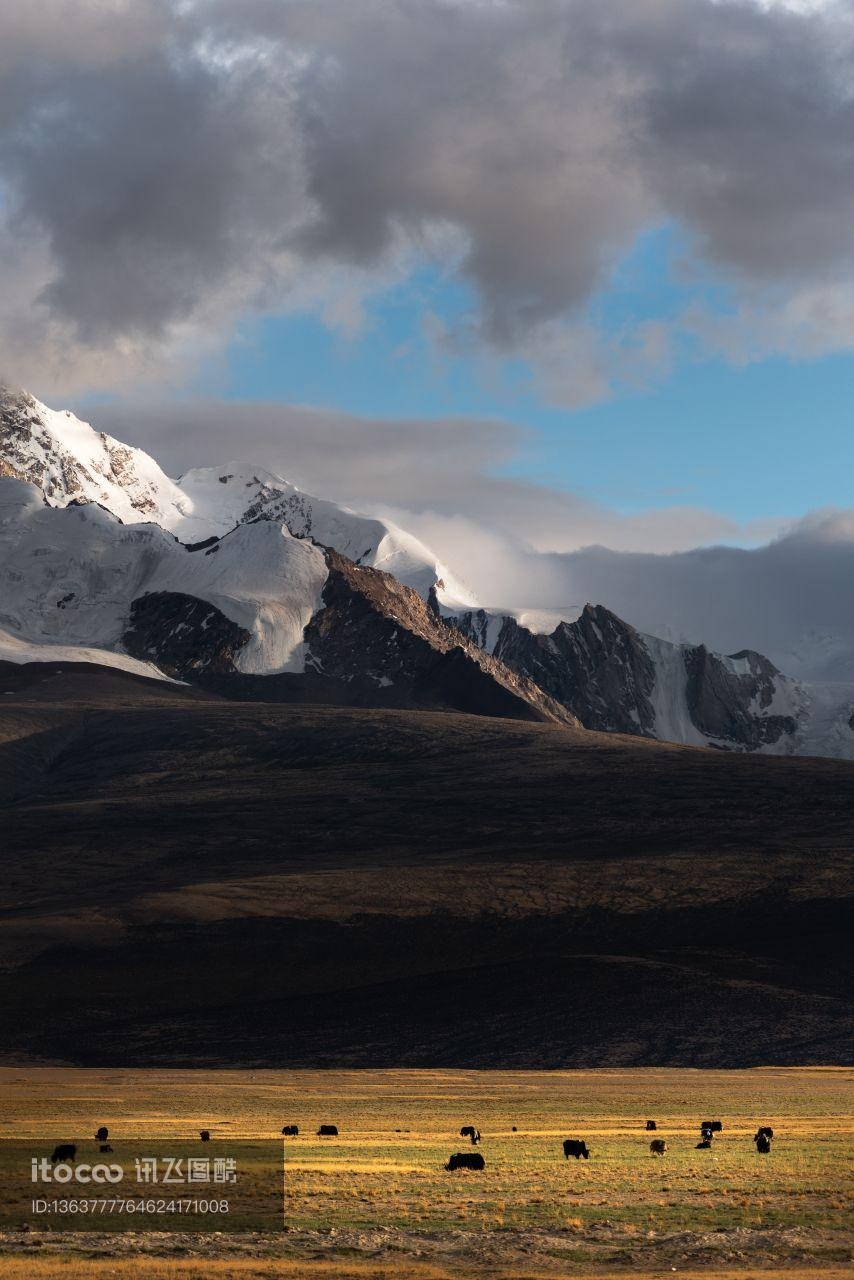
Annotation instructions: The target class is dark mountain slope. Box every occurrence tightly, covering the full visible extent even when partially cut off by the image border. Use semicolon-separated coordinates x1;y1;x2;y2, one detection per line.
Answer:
0;664;850;1067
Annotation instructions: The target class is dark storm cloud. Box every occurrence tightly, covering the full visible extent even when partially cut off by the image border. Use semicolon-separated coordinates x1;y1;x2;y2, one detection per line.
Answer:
279;0;854;338
1;0;854;387
632;2;854;282
0;17;303;341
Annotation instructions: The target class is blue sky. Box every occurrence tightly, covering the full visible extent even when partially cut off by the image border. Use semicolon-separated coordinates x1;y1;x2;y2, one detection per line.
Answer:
212;226;854;532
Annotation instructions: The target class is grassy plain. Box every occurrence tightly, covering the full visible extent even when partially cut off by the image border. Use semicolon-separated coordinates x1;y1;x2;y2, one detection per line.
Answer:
0;1067;850;1278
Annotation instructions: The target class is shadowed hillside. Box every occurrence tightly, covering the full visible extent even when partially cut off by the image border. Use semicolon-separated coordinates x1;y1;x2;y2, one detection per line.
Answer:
0;661;850;1067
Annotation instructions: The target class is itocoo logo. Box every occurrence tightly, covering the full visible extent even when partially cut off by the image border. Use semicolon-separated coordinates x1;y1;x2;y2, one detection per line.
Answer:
31;1158;123;1184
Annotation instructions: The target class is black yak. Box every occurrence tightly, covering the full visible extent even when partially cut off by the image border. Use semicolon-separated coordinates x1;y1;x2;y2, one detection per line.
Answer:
445;1152;485;1171
563;1139;590;1160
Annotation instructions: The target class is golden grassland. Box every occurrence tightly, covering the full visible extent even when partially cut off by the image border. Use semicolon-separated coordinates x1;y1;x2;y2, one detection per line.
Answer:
0;1066;850;1278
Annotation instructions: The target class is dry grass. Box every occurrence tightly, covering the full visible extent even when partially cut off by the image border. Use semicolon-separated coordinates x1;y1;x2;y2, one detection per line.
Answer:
0;1067;851;1278
1;1065;851;1232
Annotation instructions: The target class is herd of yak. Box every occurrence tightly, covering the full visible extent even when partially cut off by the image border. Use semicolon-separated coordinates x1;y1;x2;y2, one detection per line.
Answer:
50;1119;777;1171
276;1116;778;1170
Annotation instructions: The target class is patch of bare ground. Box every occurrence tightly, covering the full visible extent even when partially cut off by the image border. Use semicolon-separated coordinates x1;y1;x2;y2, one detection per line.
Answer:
0;1226;850;1278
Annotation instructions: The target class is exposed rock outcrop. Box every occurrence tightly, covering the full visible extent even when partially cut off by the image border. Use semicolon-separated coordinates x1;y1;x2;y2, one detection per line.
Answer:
303;552;580;725
448;601;804;752
124;592;251;678
493;605;657;735
684;645;797;749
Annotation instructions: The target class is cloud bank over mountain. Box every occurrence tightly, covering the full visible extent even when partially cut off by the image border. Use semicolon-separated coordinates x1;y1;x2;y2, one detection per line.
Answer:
93;395;854;680
1;0;853;399
95;397;776;553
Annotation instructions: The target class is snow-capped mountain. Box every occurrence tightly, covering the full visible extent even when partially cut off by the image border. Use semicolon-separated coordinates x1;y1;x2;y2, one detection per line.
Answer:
0;388;569;725
3;385;854;757
0;386;475;607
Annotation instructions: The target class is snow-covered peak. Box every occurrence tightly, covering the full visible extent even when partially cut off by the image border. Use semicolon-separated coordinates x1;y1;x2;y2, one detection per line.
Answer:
1;389;475;609
165;464;475;606
0;386;188;526
170;464;292;538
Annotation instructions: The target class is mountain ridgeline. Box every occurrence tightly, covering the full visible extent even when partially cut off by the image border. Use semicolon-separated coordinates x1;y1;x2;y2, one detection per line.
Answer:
2;385;854;757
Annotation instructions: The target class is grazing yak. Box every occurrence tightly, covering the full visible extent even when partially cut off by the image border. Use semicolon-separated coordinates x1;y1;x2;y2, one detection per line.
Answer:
754;1133;772;1154
756;1126;774;1140
317;1125;339;1137
646;1121;657;1131
563;1139;590;1160
649;1139;667;1156
445;1152;485;1171
95;1126;109;1144
199;1130;211;1142
281;1125;299;1136
51;1144;76;1163
460;1126;481;1144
